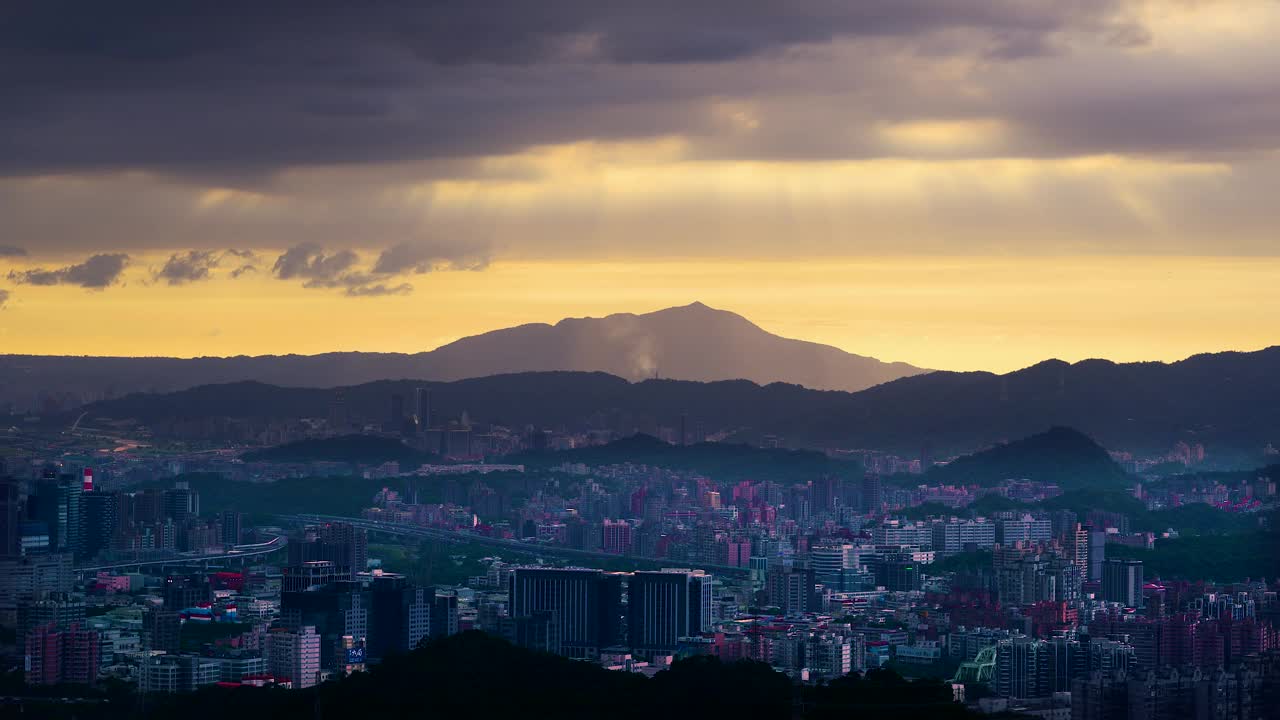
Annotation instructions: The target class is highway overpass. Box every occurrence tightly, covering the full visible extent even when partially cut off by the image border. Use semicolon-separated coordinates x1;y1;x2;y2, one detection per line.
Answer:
74;535;287;576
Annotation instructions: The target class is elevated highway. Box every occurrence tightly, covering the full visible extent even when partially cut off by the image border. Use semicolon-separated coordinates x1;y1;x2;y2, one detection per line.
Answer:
74;535;287;576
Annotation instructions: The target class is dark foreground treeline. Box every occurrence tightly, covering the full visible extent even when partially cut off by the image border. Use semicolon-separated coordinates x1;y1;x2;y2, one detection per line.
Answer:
12;631;978;720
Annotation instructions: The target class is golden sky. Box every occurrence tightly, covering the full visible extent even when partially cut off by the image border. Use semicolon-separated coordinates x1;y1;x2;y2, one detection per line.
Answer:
3;255;1277;373
1;1;1279;374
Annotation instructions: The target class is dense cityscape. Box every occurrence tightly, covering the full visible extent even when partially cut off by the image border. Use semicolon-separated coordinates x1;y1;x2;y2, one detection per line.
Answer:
2;384;1277;719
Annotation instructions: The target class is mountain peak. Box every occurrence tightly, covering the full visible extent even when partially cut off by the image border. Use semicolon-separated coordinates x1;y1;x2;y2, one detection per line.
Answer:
927;425;1130;489
645;301;732;318
434;301;925;390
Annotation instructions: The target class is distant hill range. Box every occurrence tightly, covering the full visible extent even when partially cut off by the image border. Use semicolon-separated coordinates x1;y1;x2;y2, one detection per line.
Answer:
0;302;926;405
73;344;1280;459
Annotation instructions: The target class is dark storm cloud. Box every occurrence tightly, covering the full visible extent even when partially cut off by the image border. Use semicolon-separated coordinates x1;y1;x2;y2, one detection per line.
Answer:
0;1;1110;66
153;249;220;285
0;246;27;257
0;0;1142;178
7;253;129;289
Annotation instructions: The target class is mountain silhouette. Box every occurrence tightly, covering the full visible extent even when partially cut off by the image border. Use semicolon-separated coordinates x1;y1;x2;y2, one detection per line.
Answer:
924;426;1132;489
418;302;926;390
0;302;926;405
74;345;1280;458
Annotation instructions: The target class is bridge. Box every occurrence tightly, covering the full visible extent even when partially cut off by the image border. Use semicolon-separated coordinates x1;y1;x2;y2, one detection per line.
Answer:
952;645;996;685
280;513;752;579
74;535;287;576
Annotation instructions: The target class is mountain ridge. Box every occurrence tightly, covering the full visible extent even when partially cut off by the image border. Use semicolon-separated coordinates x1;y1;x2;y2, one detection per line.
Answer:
69;344;1280;459
0;302;927;405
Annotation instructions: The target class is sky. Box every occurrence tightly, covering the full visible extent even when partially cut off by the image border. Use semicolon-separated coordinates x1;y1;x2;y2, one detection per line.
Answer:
1;1;1278;372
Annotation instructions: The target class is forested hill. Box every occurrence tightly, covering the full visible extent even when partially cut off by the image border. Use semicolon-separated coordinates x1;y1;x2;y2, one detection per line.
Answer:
925;427;1132;489
76;345;1280;458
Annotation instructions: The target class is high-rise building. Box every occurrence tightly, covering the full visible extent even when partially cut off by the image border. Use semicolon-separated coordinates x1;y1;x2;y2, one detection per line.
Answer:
509;568;623;658
1087;530;1107;582
995;636;1052;700
25;622;100;687
627;570;712;654
1084;637;1134;677
812;476;837;514
162;482;199;525
997;515;1053;545
602;519;632;555
142;607;182;653
860;476;882;514
1068;524;1090;578
81;490;119;561
415;387;432;429
366;574;431;660
265;625;322;689
873;553;922;592
220;510;242;546
283;560;344;593
287;522;368;580
0;553;73;625
767;565;818;614
430;591;458;639
131;489;164;525
280;581;369;671
0;475;19;558
163;573;212;610
141;654;222;693
29;474;82;557
1102;559;1144;608
809;544;855;580
931;519;997;555
809;544;872;592
17;594;86;645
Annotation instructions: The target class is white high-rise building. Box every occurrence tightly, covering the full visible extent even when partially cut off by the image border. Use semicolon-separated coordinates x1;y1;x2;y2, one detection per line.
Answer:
265;625;321;689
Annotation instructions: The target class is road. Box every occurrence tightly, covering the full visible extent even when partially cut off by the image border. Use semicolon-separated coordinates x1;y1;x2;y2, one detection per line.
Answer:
74;535;287;575
280;513;751;578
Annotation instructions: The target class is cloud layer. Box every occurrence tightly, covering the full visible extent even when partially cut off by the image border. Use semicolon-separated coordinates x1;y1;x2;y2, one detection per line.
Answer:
153;250;220;285
0;0;1277;306
1;1;1152;177
8;253;130;289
